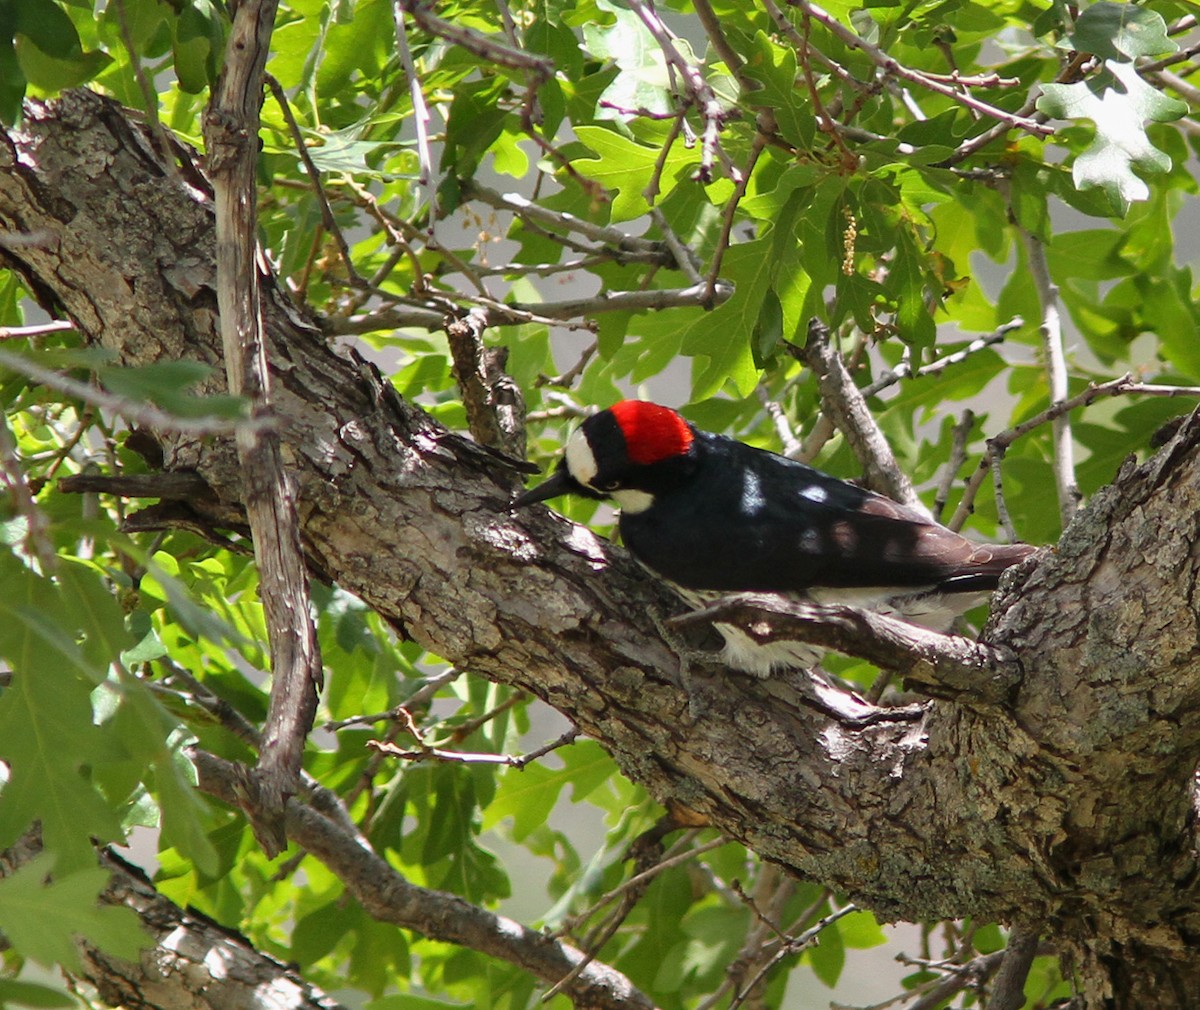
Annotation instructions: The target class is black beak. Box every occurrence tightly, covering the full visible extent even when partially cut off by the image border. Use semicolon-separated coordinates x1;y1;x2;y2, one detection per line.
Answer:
511;467;577;509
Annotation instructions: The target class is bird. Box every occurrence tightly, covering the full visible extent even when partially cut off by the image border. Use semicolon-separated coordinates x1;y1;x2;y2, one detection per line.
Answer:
513;400;1036;676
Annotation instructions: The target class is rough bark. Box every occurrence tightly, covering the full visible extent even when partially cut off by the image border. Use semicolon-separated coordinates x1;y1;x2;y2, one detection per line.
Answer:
3;90;1200;1007
0;834;347;1010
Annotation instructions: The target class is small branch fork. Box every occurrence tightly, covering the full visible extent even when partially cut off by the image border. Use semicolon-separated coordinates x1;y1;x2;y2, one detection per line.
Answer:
368;724;580;769
193;749;660;1010
673;594;1025;703
444;307;527;458
853;929;1050;1010
626;0;730;184
784;0;1050;139
946;374;1200;532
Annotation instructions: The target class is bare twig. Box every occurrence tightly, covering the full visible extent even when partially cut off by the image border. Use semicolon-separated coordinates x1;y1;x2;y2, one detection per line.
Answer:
544;830;723;1002
204;0;324;856
859;317;1023;399
558;835;725;939
786;0;1051;135
0;320;75;341
673;594;1023;703
932;409;975;524
324;670;462;731
264;74;363;286
368;725;578;769
729;903;859;1010
800;319;922;509
464;183;664;255
757;387;803;458
990;440;1018;542
1016;222;1078;527
706;131;768;302
627;0;728;182
393;1;437;229
326;281;735;336
901;937;1055;1010
1145;66;1200;105
401;0;553;77
946;374;1200;531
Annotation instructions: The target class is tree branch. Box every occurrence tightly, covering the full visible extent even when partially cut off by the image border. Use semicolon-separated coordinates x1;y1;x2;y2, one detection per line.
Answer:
9;93;1200;983
204;0;323;855
324;281;735;335
0;833;349;1010
192;750;661;1010
1015;216;1079;527
445;307;527;458
800;319;922;509
672;594;1024;704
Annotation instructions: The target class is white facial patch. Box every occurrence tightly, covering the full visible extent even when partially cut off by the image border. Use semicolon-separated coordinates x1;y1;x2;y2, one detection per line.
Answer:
565;427;599;488
612;488;654;514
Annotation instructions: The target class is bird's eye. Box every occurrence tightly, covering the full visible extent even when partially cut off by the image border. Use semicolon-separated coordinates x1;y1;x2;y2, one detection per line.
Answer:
598;479;620;491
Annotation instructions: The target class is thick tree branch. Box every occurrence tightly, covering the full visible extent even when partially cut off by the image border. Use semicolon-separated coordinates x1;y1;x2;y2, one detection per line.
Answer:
7;92;1200;1004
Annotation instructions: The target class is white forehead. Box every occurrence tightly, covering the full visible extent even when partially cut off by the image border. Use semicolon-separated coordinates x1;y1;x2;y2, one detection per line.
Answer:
565;427;599;487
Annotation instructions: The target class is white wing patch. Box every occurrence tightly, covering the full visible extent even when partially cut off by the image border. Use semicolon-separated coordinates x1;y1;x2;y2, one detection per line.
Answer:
740;469;765;514
800;483;828;503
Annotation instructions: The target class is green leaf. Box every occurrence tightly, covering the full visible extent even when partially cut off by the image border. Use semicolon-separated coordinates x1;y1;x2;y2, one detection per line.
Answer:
482;740;613;840
838;909;887;948
0;658;123;871
56;559;133;671
0;855;146;972
10;0;109;90
173;0;225;94
741;31;816;149
1037;60;1186;214
0;978;76;1008
681;187;810;398
806;913;846;987
572;125;699;221
13;35;110;90
0;38;26;125
1070;1;1175;61
583;0;675;118
96;360;246;419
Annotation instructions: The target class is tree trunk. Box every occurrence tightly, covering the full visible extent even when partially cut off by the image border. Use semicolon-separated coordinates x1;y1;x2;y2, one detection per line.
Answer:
3;90;1200;1007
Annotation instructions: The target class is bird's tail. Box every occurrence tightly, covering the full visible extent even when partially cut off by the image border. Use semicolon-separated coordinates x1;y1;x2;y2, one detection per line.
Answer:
938;542;1038;594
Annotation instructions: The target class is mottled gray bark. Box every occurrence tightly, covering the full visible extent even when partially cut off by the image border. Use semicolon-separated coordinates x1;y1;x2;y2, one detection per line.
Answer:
0;834;347;1010
2;90;1199;1007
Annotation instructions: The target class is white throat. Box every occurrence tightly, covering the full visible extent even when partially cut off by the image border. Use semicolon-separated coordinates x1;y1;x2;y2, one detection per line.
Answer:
612;488;654;514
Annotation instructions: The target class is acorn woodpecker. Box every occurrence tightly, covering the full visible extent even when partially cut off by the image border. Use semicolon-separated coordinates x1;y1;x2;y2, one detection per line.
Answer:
514;400;1035;675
